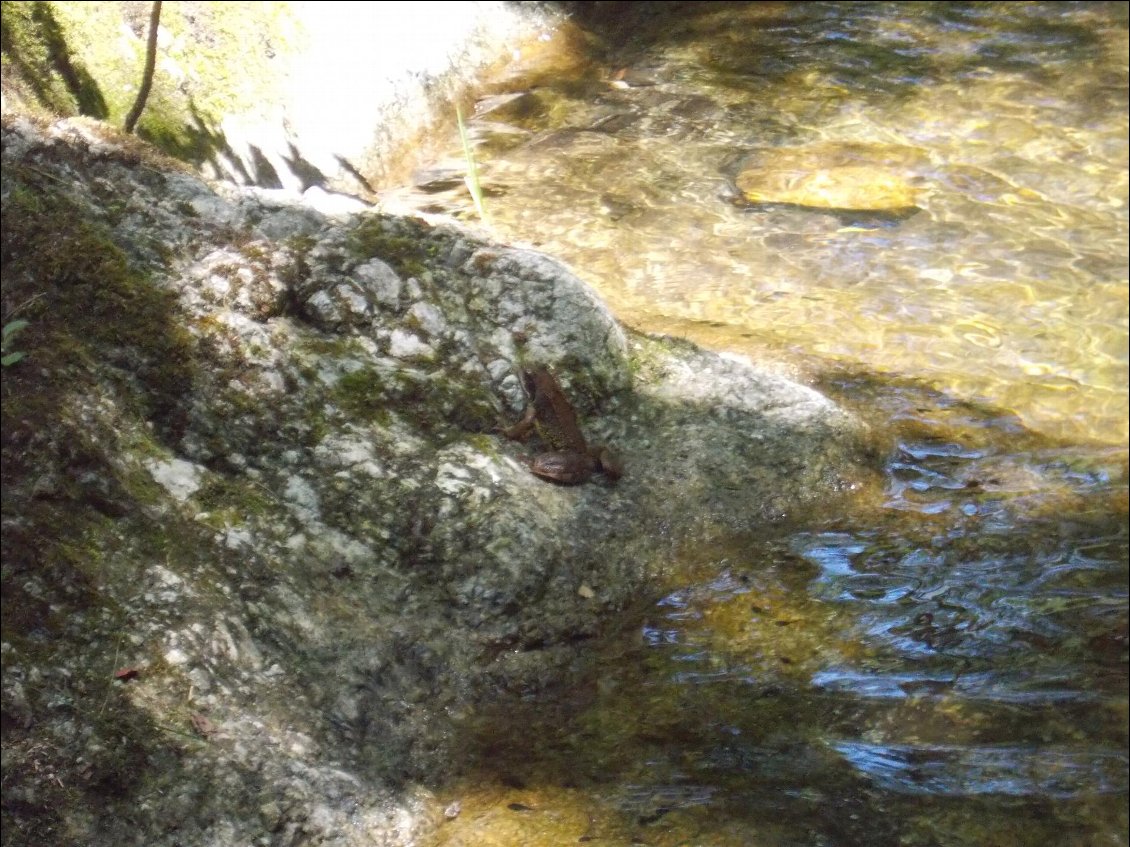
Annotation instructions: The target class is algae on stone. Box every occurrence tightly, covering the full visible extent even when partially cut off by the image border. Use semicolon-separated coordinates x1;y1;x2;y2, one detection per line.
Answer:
734;142;928;211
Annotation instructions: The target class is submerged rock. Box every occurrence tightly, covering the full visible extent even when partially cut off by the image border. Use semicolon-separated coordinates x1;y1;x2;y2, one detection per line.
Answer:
734;142;927;211
0;115;879;847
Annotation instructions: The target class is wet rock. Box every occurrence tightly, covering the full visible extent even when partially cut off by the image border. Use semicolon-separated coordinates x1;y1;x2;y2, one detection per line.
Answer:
734;142;927;211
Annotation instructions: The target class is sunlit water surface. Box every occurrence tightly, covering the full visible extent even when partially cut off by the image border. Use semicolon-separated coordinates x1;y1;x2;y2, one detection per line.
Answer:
381;3;1129;845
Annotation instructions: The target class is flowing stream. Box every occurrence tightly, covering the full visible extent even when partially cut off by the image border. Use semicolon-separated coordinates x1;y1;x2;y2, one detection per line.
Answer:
382;3;1128;844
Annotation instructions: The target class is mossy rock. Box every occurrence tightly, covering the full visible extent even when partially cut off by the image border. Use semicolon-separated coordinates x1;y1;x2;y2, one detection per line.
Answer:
0;0;300;167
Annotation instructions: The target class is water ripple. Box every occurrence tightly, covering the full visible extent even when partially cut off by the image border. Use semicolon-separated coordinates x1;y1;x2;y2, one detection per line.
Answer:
833;741;1129;798
812;667;1103;704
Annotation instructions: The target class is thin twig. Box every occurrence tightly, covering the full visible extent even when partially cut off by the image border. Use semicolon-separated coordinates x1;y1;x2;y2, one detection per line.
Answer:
124;1;163;134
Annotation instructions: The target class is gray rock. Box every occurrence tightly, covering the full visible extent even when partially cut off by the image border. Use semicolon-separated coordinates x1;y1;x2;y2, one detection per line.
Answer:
353;257;403;307
145;457;205;502
0;115;879;847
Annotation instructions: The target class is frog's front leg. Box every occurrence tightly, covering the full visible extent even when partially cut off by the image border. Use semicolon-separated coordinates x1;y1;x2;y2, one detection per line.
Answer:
503;404;537;441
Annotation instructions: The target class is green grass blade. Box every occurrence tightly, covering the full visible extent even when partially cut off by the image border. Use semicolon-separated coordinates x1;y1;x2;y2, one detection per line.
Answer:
456;104;489;225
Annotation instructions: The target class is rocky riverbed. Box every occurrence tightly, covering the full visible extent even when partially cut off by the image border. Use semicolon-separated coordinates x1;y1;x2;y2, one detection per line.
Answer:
1;114;879;846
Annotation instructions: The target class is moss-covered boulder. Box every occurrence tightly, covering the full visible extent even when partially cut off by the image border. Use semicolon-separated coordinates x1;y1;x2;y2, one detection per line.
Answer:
1;114;879;847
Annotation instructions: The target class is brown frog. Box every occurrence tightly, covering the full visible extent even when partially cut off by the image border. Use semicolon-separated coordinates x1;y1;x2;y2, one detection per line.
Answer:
504;366;622;485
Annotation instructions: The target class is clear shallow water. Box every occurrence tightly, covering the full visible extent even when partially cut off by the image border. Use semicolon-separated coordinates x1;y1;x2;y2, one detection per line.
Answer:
385;3;1129;845
388;0;1129;446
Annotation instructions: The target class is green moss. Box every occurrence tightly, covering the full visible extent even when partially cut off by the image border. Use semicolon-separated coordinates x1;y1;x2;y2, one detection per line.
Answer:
0;0;111;118
327;362;500;438
347;221;431;278
313;340;495;436
0;673;174;847
332;367;392;424
192;473;279;533
399;370;500;436
0;161;203;661
1;170;196;438
466;432;500;456
1;1;303;169
295;335;366;360
174;199;199;218
0;490;226;846
0;61;307;841
0;174;201;670
284;233;318;258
